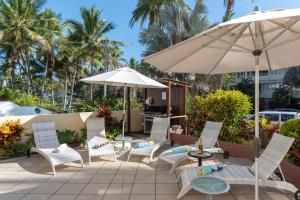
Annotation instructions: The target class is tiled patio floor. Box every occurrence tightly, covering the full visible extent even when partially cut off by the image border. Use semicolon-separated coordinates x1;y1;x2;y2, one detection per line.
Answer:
0;147;293;200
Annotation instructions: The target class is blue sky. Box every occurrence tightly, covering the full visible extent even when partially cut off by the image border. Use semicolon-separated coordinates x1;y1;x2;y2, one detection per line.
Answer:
46;0;300;62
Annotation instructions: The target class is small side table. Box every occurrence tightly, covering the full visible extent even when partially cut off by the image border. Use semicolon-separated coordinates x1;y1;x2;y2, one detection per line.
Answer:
115;135;133;152
188;151;212;166
192;177;230;200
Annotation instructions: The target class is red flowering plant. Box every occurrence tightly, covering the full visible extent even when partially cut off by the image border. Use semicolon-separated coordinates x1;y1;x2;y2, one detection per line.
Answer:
96;105;112;118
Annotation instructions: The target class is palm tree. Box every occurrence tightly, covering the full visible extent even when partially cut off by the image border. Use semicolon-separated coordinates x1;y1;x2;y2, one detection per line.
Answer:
65;6;116;100
223;0;234;22
139;0;208;57
0;0;58;93
129;0;185;28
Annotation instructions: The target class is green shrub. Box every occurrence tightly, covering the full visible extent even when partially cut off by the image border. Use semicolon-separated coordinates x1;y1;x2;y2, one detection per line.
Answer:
281;119;300;166
186;90;252;140
11;143;31;156
106;128;121;140
0;88;18;100
56;129;76;145
15;94;40;106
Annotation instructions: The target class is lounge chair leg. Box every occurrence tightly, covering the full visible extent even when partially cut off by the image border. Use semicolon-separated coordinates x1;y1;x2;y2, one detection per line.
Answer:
88;156;91;165
51;164;56;176
127;153;131;162
80;159;84;168
223;151;230;159
113;153;116;162
170;164;176;175
295;189;300;200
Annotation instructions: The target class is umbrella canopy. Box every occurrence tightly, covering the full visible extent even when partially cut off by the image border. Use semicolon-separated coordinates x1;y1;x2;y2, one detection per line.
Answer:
80;67;167;88
80;67;167;152
144;7;300;74
143;7;300;200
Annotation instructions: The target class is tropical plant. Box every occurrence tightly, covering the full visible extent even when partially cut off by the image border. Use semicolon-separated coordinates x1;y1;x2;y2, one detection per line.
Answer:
281;119;300;166
0;0;59;93
65;6;119;100
129;0;185;28
186;90;252;138
0;120;24;148
56;129;78;146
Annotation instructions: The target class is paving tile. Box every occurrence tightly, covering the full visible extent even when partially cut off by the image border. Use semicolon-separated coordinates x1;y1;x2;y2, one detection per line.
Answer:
135;174;155;183
233;194;263;200
4;175;31;183
156;175;177;183
0;194;24;200
75;194;103;200
90;175;114;183
81;183;109;194
68;174;93;184
31;182;63;194
156;184;179;195
106;184;132;194
156;194;178;200
112;175;135;183
46;173;74;183
56;183;86;195
230;185;253;194
102;194;130;200
0;183;18;193
260;192;291;200
48;194;77;200
97;167;119;175
9;182;40;194
23;174;50;183
129;195;155;200
20;194;51;200
131;184;155;195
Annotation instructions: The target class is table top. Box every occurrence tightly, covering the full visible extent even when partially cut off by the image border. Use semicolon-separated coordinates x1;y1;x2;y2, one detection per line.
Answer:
115;135;133;141
191;177;230;195
188;151;212;159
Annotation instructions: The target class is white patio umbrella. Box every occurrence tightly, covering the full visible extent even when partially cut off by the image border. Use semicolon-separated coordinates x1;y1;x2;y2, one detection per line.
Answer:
144;7;300;200
80;67;167;149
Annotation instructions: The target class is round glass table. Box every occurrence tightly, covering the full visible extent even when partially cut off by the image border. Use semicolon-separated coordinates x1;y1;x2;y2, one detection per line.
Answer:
114;135;133;152
191;177;230;200
188;151;212;166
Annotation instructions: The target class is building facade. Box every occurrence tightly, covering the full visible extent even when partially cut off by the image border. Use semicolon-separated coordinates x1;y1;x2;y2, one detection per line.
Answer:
235;69;300;99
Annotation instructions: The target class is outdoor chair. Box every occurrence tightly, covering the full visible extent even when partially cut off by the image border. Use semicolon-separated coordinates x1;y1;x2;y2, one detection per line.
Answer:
127;117;169;162
31;121;84;175
176;133;299;199
159;121;228;174
86;118;116;163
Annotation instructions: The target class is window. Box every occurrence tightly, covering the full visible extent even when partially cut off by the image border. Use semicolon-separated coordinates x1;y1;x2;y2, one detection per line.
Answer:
281;114;295;122
264;114;279;121
260;71;269;76
247;71;255;76
268;83;281;89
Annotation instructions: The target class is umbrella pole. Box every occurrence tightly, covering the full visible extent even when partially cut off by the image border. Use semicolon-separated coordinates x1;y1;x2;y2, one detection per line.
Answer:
122;85;127;150
254;53;261;200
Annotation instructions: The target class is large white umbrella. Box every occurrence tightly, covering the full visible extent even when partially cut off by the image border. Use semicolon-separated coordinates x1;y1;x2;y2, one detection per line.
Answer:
80;67;167;149
144;7;300;200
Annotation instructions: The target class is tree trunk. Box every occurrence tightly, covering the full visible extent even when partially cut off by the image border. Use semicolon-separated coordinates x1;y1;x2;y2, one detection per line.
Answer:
68;68;77;109
90;64;94;100
63;71;68;111
41;55;49;96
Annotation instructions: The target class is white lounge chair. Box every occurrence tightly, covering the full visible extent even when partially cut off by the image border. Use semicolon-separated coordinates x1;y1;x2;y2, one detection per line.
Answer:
86;118;116;163
159;121;227;174
177;133;298;199
127;117;169;162
31;121;84;175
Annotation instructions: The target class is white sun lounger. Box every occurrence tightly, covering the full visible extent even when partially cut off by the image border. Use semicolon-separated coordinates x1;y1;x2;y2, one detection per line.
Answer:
86;118;116;163
159;121;227;174
31;121;84;175
177;133;298;199
127;117;169;162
